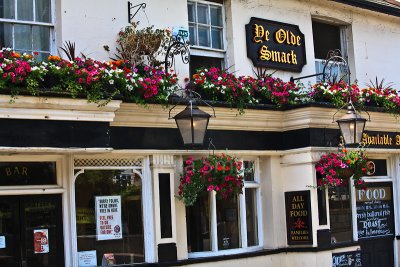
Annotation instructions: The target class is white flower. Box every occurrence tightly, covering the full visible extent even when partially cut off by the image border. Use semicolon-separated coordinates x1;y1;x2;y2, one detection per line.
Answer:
218;77;222;81
365;93;369;97
126;84;133;91
138;78;143;82
109;79;114;85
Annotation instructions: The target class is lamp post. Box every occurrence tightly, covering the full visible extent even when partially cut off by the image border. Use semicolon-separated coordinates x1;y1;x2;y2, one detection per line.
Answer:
336;101;367;145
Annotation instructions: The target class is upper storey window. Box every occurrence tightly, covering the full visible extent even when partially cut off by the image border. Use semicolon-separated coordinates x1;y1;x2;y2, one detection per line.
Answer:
0;0;54;60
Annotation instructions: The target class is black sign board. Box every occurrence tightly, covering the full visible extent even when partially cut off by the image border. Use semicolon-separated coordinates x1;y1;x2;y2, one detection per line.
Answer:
356;182;394;239
285;190;313;245
332;251;362;267
245;17;306;72
0;162;56;186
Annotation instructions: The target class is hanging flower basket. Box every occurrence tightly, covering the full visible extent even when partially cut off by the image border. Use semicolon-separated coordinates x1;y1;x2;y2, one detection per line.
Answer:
315;146;368;189
177;153;244;206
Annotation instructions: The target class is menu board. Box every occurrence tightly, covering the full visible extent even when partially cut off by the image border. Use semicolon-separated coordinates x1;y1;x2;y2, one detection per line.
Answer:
285;190;313;245
356;182;394;239
332;251;362;267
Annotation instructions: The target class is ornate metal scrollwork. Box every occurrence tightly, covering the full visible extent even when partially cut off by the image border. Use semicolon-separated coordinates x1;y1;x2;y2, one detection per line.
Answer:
322;49;350;84
163;34;190;73
128;2;146;23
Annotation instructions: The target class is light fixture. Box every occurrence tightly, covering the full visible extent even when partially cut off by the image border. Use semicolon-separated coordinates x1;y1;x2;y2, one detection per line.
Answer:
334;100;369;145
169;91;215;147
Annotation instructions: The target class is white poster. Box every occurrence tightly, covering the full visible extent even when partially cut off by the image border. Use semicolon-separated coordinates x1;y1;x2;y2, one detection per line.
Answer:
0;236;5;249
78;250;97;267
33;229;49;254
95;195;122;241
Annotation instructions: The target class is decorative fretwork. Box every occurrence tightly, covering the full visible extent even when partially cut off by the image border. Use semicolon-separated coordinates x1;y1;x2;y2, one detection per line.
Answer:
74;158;143;168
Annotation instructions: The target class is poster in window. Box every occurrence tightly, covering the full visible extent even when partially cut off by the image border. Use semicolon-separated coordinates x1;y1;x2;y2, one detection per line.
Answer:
78;250;97;266
285;190;313;245
95;195;122;241
33;229;49;254
356;182;394;239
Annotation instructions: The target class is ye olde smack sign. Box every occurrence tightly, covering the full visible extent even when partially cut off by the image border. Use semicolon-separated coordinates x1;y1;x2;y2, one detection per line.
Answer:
245;17;306;72
285;190;313;245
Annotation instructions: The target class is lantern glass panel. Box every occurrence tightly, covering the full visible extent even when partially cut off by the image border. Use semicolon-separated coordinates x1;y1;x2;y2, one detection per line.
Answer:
339;121;354;144
355;120;366;143
176;118;193;145
193;117;209;144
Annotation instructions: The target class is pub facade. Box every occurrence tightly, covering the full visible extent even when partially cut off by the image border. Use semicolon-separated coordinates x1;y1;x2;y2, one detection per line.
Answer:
1;0;400;266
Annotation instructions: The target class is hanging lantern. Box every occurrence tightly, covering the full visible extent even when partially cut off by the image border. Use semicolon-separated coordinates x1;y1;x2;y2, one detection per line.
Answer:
173;101;211;146
336;103;367;145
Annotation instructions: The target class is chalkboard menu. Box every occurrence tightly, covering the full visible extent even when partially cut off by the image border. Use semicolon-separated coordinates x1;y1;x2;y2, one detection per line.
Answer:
356;182;394;239
285;190;313;245
332;251;362;267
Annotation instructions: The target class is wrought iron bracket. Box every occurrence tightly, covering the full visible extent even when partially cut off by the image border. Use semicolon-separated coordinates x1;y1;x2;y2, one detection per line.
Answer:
128;2;146;23
163;34;190;74
290;49;350;84
168;89;216;120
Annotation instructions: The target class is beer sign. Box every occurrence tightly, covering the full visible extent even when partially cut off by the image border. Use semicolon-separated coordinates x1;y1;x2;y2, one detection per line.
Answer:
285;190;313;245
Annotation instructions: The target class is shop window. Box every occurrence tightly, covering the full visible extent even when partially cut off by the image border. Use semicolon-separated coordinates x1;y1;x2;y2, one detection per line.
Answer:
186;159;261;255
187;0;225;75
75;169;144;265
328;185;353;244
0;0;53;60
312;20;347;82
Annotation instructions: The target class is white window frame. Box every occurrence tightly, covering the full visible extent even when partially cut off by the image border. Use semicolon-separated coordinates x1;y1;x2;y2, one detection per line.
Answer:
188;0;226;59
313;21;348;83
0;0;56;55
70;156;156;266
188;157;263;258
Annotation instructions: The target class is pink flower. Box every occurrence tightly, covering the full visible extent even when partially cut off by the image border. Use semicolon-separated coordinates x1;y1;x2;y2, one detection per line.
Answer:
207;185;214;191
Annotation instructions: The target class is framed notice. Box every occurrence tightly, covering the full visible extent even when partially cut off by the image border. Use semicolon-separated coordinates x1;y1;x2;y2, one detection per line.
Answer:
285;190;313;245
332;251;362;267
33;229;49;254
95;195;122;241
78;250;97;266
356;182;394;239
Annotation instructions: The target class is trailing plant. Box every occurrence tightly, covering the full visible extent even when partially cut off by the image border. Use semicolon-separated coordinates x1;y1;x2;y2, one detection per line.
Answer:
315;145;368;189
177;153;244;206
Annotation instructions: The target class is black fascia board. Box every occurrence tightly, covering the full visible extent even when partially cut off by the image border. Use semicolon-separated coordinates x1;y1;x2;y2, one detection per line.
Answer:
332;0;400;17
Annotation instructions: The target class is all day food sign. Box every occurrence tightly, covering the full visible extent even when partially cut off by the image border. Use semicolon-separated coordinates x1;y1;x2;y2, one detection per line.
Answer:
95;195;122;241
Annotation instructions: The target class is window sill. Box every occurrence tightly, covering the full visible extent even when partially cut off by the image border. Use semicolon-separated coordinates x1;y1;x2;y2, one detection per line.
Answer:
190;46;225;58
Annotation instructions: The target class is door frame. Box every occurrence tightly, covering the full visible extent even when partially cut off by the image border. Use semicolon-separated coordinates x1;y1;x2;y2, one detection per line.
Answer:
0;155;68;267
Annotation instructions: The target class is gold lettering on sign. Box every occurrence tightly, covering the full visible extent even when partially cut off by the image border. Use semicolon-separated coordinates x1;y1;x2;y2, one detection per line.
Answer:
252;24;270;43
4;166;29;176
274;29;301;46
362;133;393;146
259;46;297;64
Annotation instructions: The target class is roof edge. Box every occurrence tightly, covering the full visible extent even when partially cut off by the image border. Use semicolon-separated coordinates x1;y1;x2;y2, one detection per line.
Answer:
332;0;400;18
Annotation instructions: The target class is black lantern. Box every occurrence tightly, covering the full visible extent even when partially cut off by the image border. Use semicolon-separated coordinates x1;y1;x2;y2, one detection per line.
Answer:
336;103;367;145
173;101;211;146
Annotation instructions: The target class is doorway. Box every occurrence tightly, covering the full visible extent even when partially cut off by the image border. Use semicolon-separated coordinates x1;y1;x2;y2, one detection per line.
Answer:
0;194;64;267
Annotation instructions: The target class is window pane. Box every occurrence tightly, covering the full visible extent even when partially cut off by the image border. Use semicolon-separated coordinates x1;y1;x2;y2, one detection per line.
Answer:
186;193;210;252
189;24;196;46
187;2;195;22
17;0;33;21
33;25;49;51
198;25;210;47
217;195;241;250
0;22;13;48
14;24;31;50
35;0;51;22
0;0;15;19
244;161;255;181
312;21;341;60
245;189;258;246
210;6;222;26
197;4;208;24
329;185;352;243
75;170;145;265
211;28;222;49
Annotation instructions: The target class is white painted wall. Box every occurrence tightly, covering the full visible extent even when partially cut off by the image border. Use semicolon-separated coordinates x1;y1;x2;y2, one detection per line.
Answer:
58;0;400;86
